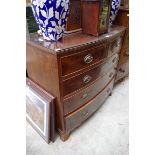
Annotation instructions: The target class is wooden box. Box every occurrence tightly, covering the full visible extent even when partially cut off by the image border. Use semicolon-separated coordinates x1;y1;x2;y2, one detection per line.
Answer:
81;0;112;36
26;78;55;143
65;0;82;33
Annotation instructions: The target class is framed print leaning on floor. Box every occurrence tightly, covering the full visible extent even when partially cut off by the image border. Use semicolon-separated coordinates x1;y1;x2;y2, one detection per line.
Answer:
26;78;55;143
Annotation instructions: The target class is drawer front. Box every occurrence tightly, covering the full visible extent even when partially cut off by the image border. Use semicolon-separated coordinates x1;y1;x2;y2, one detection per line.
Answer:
65;79;114;132
115;60;129;82
61;43;109;76
64;68;116;115
108;36;122;57
62;54;119;96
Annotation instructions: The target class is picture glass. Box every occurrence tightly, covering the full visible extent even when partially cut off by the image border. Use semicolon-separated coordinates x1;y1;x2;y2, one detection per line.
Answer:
26;87;47;136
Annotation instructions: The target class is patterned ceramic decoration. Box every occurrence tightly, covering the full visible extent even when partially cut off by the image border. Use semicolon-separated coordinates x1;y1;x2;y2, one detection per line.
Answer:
31;0;70;41
109;0;120;25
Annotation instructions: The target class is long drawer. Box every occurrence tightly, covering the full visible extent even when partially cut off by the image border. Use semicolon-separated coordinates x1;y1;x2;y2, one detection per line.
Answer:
64;68;116;115
62;54;119;96
65;79;114;132
60;43;109;76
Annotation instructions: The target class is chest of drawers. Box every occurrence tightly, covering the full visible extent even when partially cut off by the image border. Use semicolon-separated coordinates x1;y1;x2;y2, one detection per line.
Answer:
26;26;125;141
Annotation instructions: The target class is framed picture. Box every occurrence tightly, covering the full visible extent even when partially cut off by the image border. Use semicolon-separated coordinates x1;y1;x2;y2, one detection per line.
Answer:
26;78;55;143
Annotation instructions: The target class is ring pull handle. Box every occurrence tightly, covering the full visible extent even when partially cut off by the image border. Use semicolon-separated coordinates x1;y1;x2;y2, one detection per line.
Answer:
82;93;89;100
83;75;92;84
82;110;89;117
109;72;114;78
84;54;93;64
112;57;118;63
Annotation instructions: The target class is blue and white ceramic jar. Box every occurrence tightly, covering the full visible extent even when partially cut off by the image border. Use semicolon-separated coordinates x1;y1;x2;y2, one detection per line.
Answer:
109;0;121;25
31;0;70;41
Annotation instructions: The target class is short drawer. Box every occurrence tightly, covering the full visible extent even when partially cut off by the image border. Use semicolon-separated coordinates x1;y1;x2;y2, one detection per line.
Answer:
108;36;122;57
62;54;119;96
65;79;114;132
61;43;109;76
64;68;116;115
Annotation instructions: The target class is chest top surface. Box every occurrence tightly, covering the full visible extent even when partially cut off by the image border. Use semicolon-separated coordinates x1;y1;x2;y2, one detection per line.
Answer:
27;25;125;55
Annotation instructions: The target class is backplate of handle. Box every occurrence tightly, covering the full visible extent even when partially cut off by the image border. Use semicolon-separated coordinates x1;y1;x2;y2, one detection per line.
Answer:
83;75;92;84
84;54;93;64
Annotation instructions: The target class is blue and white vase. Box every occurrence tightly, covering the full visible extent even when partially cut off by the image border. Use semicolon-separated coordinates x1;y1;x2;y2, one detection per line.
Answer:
31;0;70;41
109;0;121;25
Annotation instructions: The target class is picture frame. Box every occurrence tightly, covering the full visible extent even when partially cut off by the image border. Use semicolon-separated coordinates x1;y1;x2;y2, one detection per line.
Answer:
26;78;55;143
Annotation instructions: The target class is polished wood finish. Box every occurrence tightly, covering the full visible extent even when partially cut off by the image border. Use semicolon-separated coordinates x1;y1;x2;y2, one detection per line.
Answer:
64;68;116;115
65;0;82;33
65;78;115;132
81;0;112;36
26;26;125;141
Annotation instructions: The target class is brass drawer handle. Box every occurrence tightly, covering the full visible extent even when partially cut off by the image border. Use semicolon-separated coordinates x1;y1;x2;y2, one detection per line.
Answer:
109;72;114;78
107;88;111;94
115;43;119;47
112;57;118;63
124;51;129;57
82;93;89;99
83;75;92;84
113;37;121;48
84;54;93;64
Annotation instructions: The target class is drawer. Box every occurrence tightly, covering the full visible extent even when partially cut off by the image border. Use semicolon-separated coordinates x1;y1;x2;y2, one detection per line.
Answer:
62;54;119;96
115;60;129;82
108;36;122;57
65;79;114;132
64;68;116;115
61;43;109;76
26;78;55;143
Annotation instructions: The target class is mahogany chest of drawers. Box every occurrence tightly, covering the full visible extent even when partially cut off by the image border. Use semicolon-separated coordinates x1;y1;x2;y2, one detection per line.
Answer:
26;26;125;141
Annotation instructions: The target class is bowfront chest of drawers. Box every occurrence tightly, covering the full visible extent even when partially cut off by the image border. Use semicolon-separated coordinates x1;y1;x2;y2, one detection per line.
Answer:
27;26;125;141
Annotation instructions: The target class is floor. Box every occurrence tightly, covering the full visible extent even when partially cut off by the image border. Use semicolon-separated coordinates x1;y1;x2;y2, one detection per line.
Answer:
26;78;129;155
